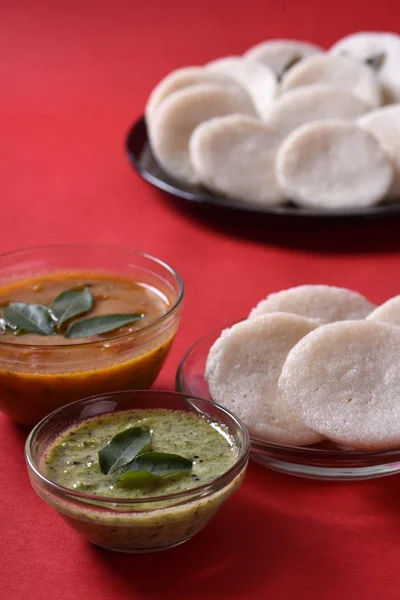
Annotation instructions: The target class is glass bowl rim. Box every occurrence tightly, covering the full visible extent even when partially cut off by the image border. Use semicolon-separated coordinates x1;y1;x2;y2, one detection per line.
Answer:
25;389;250;506
0;243;184;349
176;320;400;460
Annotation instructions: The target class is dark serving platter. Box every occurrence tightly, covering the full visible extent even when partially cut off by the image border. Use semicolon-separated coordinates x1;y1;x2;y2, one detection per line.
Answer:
125;116;400;221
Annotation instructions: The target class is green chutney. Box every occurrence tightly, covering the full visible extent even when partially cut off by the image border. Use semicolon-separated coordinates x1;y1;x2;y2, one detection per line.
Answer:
45;409;238;499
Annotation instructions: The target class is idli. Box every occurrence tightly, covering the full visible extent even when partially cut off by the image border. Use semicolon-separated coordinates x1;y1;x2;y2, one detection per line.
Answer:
205;312;322;445
280;54;382;108
330;32;400;103
189;114;285;206
358;104;400;198
276;120;393;210
244;39;323;79
265;84;368;138
249;285;374;323
367;296;400;325
145;66;252;123
279;320;400;449
206;56;277;118
148;83;256;184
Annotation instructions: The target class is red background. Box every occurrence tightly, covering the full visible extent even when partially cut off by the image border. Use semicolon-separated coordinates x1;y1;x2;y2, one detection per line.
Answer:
1;1;400;598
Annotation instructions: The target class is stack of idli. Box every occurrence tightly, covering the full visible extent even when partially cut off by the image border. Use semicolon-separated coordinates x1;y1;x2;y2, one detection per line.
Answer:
205;284;400;450
145;32;400;210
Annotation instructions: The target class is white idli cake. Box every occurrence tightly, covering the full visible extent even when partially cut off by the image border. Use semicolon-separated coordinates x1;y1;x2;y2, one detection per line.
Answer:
148;83;256;184
249;285;375;323
205;312;322;445
276;120;393;210
330;32;400;103
367;295;400;325
264;84;368;137
206;56;277;118
145;67;252;123
280;54;382;108
279;320;400;449
358;104;400;198
244;39;323;79
189;115;285;206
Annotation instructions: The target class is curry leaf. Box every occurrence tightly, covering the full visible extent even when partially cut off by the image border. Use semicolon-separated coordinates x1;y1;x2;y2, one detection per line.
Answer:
98;427;152;475
50;287;93;327
3;303;55;336
65;313;144;339
113;452;193;488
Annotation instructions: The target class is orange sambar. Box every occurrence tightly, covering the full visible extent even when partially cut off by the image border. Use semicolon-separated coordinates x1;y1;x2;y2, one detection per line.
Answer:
0;272;180;425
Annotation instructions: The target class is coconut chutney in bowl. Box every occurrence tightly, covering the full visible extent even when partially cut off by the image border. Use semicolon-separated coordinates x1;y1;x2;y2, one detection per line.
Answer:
25;390;249;553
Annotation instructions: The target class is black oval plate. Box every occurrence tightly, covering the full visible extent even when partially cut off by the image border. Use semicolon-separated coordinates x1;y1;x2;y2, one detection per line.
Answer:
125;116;400;221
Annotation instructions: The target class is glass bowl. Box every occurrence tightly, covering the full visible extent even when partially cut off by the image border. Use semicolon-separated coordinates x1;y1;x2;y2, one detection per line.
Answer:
25;390;250;553
0;244;183;425
176;322;400;481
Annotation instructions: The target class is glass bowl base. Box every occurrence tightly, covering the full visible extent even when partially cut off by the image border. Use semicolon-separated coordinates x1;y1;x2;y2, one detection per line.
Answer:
93;536;192;553
250;452;400;481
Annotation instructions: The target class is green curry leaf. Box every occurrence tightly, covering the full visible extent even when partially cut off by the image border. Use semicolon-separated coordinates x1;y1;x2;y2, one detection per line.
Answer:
98;427;152;475
65;313;144;339
50;287;93;327
113;452;193;488
3;303;55;336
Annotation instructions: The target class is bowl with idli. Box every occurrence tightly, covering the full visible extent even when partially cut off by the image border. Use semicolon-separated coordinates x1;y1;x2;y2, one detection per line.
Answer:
127;32;400;220
176;285;400;480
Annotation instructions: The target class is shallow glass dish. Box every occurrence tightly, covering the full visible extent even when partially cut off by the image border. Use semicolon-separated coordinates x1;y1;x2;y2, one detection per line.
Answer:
126;117;400;221
25;390;250;553
176;322;400;481
0;244;183;426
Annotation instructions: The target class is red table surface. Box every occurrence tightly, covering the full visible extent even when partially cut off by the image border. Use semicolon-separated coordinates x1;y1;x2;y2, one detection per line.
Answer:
2;1;400;598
